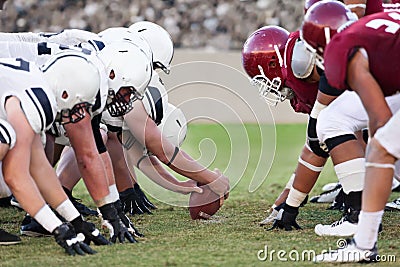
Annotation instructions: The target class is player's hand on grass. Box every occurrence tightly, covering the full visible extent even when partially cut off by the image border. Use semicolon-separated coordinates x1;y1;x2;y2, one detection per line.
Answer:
134;183;157;210
98;203;137;243
53;222;97;256
114;199;144;238
71;216;110;245
119;187;150;215
268;203;302;231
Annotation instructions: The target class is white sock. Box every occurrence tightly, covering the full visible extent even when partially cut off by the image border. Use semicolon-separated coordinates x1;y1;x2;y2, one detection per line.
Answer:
334;158;365;194
55;199;80;222
109;184;119;202
353;210;384;250
34;205;63;233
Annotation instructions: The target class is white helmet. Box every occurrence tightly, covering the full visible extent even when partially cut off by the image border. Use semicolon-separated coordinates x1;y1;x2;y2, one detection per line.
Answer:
98;40;153;117
158;103;187;147
98;27;153;61
41;51;100;124
129;21;174;74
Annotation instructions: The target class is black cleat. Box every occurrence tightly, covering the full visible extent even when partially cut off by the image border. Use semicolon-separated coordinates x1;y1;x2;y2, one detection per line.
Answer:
0;229;21;245
20;217;52;237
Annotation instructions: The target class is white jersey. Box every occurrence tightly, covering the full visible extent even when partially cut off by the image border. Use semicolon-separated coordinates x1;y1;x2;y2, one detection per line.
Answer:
0;41;95;67
0;29;104;51
0;58;57;134
0;39;109;117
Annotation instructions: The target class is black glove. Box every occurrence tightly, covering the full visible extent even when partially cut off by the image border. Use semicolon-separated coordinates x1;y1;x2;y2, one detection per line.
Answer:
114;199;144;238
119;187;151;215
307;117;329;158
268;204;302;231
134;183;157;210
53;222;97;256
98;203;137;243
71;216;110;245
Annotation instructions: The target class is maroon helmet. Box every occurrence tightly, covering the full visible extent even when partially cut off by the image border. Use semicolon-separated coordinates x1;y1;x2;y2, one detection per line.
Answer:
300;0;357;69
304;0;322;13
241;26;290;105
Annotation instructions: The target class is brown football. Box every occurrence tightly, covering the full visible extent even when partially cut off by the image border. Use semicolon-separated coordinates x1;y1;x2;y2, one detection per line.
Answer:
189;183;222;220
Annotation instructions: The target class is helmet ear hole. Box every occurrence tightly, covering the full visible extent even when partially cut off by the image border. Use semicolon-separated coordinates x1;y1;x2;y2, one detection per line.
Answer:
109;69;115;80
269;60;276;68
62;90;69;100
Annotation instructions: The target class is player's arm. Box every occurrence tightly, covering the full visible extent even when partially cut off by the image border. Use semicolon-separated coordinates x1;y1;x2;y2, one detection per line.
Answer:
124;101;229;197
347;48;391;136
63;113;110;203
0;41;40;61
122;136;202;194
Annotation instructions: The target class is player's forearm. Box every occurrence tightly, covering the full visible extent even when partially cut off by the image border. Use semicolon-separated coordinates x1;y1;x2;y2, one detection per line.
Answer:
140;156;192;193
77;153;110;204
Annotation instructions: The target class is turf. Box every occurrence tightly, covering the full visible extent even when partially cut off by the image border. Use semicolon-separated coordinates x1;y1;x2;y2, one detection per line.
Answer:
0;123;399;266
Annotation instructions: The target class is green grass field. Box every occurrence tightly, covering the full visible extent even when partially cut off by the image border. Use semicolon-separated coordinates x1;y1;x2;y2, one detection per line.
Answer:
1;124;399;266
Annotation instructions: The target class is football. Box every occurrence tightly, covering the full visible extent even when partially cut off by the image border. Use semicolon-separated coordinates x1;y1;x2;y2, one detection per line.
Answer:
189;183;222;220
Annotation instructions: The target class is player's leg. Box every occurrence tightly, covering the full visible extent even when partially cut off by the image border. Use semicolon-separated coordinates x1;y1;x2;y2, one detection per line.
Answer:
314;91;368;236
56;145;98;217
315;91;400;236
107;131;152;214
315;109;400;263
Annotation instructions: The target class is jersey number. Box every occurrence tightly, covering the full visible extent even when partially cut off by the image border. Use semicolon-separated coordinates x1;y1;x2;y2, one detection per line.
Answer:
0;58;30;72
366;12;400;34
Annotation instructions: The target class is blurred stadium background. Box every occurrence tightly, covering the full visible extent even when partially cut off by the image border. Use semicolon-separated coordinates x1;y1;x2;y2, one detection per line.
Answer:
0;0;347;123
0;0;305;49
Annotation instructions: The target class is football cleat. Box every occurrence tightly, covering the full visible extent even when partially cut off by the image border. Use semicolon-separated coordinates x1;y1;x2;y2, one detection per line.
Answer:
20;217;52;237
10;196;23;210
314;208;359;237
326;188;345;211
310;183;342;203
385;197;400;211
0;229;21;245
0;196;12;207
314;238;378;263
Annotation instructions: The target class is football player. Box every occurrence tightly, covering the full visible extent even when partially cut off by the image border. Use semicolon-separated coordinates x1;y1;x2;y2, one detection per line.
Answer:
300;1;400;262
247;0;386;228
242;25;323;227
56;24;229;217
0;53;110;254
0;39;150;243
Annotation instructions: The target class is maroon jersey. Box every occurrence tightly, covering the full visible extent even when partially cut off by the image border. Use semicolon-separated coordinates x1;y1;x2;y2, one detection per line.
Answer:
366;0;383;15
282;31;318;114
324;12;400;96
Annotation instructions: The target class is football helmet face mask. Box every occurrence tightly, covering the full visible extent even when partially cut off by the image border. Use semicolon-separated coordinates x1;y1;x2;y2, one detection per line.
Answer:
41;51;100;124
129;21;174;74
98;40;153;117
241;25;290;106
300;0;358;70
